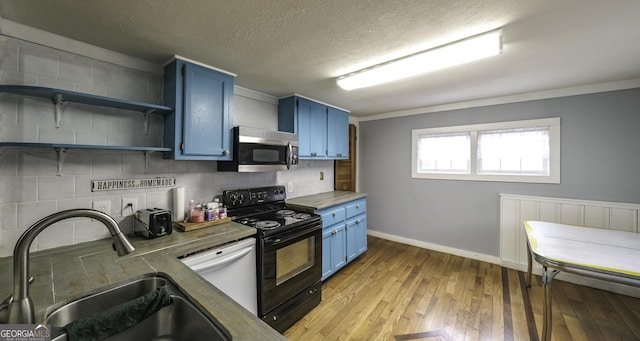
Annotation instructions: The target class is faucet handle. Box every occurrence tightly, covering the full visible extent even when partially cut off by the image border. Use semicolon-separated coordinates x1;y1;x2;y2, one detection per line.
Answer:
1;277;34;304
0;277;33;323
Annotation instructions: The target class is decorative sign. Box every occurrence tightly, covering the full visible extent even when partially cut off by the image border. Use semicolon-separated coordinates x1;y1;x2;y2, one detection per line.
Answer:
91;177;176;192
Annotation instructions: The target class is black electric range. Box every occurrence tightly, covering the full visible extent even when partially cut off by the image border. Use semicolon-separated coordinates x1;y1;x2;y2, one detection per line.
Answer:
222;185;323;332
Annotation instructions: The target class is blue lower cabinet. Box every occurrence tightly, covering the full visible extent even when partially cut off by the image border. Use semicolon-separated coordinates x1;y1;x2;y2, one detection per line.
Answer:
322;223;346;281
317;197;367;281
322;229;333;280
354;216;367;256
346;215;367;263
346;219;358;263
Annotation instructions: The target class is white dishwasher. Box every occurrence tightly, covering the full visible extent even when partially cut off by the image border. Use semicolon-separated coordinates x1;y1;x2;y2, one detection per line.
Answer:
181;237;257;315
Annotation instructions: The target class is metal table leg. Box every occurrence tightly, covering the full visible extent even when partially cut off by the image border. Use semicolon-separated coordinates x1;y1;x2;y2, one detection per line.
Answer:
526;240;533;287
541;266;560;341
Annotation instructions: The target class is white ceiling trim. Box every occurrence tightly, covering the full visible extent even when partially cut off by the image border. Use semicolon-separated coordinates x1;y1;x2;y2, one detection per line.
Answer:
0;17;162;74
166;55;236;77
283;93;351;113
235;86;278;105
359;79;640;122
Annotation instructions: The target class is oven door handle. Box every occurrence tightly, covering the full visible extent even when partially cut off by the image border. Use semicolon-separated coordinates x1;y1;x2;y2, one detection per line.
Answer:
265;224;321;246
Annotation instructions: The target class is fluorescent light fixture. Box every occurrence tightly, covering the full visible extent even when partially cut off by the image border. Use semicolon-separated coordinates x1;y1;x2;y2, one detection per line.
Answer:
337;29;503;91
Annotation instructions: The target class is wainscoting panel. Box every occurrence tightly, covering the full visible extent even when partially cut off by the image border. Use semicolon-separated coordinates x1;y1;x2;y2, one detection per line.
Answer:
500;193;640;297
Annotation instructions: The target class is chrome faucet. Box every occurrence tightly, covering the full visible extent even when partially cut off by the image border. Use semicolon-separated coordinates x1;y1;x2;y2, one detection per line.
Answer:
2;209;135;324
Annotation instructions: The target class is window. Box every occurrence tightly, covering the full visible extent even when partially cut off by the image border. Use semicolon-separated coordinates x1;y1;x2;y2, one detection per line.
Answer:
411;118;560;183
478;127;549;175
417;133;470;174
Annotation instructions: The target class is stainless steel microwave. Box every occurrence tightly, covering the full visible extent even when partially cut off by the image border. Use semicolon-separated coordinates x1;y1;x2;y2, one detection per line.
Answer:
217;126;299;172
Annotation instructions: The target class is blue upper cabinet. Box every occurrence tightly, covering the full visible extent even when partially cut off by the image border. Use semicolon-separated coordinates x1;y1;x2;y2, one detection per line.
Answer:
278;95;349;160
327;107;349;159
163;58;235;160
300;98;327;158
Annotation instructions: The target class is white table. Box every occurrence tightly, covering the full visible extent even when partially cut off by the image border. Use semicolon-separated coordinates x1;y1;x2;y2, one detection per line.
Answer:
524;221;640;341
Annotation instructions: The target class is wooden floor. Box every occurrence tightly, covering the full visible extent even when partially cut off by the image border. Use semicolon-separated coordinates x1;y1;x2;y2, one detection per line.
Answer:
284;236;640;341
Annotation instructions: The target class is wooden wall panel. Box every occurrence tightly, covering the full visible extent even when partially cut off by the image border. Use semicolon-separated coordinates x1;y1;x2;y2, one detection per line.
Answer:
500;194;639;269
584;206;607;228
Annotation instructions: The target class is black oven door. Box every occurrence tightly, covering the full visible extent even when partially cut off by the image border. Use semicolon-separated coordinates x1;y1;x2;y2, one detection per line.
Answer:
258;221;322;316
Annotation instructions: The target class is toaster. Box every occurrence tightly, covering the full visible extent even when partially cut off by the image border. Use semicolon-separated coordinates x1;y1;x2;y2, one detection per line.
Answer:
134;208;172;238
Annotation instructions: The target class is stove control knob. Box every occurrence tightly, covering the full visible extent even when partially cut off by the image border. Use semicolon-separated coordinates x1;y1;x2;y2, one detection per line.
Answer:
229;192;244;205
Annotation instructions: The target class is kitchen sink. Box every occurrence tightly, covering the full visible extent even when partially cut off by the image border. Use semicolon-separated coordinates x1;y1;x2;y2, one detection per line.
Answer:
45;273;231;341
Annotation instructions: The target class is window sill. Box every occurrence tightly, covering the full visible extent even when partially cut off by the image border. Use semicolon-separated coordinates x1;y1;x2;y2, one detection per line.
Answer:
411;172;560;184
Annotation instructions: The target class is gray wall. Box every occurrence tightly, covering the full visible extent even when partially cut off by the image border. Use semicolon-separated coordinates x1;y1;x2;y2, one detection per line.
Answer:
360;88;640;257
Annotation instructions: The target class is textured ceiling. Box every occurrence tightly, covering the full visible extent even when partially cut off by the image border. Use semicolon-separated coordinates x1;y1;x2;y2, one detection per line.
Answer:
0;0;639;117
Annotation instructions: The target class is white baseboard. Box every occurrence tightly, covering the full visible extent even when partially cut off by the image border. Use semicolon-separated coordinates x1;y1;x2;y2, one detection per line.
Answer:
367;229;501;265
368;230;640;298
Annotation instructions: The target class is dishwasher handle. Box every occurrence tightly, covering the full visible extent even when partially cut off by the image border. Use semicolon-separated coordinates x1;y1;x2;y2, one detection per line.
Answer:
185;246;254;273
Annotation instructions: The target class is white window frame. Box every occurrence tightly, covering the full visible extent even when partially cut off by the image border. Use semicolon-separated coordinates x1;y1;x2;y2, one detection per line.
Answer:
411;117;560;183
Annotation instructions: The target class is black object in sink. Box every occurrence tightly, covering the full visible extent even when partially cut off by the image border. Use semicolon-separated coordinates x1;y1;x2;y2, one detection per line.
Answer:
45;273;231;341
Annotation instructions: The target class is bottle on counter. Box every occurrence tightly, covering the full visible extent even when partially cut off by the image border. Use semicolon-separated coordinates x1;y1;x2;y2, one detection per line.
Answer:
204;204;215;221
219;205;227;219
190;204;205;223
186;200;195;222
212;198;222;220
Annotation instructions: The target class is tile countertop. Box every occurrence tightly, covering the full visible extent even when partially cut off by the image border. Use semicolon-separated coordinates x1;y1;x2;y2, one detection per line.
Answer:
0;221;286;341
286;191;368;211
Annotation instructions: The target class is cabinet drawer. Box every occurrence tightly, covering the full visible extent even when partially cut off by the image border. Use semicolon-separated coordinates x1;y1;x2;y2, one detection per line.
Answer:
346;199;366;219
319;207;346;228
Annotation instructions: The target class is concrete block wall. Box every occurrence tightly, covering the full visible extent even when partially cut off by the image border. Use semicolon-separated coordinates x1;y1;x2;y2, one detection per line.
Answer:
0;34;333;257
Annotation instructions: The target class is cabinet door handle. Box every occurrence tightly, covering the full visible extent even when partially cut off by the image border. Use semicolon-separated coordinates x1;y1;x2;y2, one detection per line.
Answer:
356;219;361;224
332;212;336;217
222;149;229;156
356;204;359;209
331;229;337;235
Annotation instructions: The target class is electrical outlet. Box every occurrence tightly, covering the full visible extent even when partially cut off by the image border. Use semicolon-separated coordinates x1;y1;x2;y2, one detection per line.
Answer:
287;182;294;193
93;200;111;215
122;197;138;215
320;171;324;180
